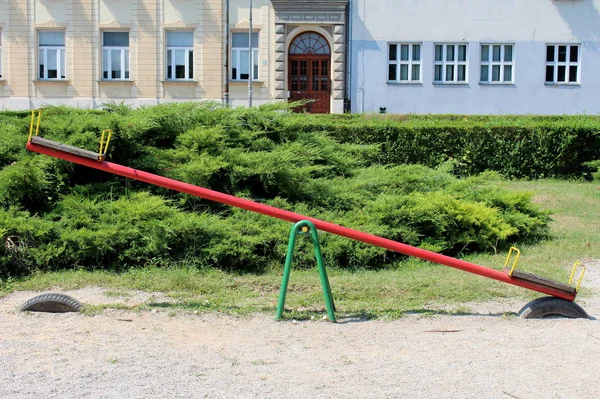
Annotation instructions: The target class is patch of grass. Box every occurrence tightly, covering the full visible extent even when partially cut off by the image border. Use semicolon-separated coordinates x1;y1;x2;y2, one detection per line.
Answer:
80;303;135;316
2;179;598;319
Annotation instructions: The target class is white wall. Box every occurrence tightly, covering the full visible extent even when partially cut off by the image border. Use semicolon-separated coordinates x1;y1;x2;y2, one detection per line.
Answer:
351;0;600;114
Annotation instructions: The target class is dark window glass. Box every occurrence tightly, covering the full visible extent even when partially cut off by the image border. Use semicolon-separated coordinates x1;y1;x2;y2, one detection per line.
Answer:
545;65;554;82
389;44;397;61
569;65;578;82
570;46;578;62
546;46;555;62
557;65;566;82
388;64;397;81
558;46;567;62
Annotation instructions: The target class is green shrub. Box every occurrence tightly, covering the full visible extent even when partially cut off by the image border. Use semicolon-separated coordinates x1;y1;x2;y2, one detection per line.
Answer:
0;104;565;276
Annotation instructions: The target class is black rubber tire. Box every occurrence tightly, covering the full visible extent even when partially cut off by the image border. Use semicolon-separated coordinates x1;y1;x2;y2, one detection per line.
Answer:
21;293;83;313
517;296;589;319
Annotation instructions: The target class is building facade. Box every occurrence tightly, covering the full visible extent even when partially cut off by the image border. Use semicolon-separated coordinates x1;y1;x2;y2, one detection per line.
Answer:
350;0;600;114
2;0;599;114
0;0;349;113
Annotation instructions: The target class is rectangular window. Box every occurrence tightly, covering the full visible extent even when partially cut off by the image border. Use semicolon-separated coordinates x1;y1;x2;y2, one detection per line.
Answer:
231;32;259;81
102;32;130;80
38;31;66;80
434;44;468;83
387;43;421;83
166;31;194;80
480;44;514;84
545;44;580;84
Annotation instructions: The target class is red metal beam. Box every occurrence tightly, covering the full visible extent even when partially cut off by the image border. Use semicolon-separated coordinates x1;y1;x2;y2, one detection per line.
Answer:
26;142;577;301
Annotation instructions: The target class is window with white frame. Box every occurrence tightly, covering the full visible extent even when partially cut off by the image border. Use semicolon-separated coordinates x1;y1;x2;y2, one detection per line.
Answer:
38;31;66;80
434;44;468;83
166;31;194;80
387;43;421;83
545;44;580;84
231;32;259;81
102;32;130;80
480;44;514;84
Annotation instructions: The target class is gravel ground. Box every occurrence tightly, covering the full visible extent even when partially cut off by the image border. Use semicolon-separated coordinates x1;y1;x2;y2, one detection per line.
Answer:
1;262;600;399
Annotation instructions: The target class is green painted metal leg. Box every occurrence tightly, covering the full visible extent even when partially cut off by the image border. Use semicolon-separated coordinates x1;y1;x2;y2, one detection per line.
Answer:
276;220;336;322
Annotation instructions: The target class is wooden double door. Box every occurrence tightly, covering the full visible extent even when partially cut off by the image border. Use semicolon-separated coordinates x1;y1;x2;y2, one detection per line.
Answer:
288;56;331;113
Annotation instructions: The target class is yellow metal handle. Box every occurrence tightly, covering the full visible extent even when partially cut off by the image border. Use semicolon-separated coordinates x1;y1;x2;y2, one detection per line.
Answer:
28;110;42;142
569;262;586;292
504;246;521;277
98;129;113;160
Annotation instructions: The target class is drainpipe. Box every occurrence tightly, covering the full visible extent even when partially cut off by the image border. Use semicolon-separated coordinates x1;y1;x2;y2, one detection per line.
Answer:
248;0;253;107
345;0;352;113
223;0;230;106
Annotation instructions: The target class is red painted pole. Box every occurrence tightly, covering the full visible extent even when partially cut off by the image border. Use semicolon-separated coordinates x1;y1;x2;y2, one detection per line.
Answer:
26;142;576;301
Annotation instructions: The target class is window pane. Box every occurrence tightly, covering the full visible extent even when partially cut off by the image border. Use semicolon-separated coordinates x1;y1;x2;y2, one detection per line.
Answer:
104;32;129;47
412;45;420;61
389;44;397;61
388;64;396;81
39;31;65;46
111;49;121;78
39;49;45;78
47;49;57;78
570;46;578;62
458;45;467;62
480;65;489;82
102;49;109;79
481;45;489;62
166;49;172;79
546;46;555;62
492;65;500;82
253;49;259;80
240;49;249;79
400;45;409;61
400;64;408;80
504;45;513;62
435;45;443;62
412;65;420;81
545;65;554;82
167;31;193;47
492;45;501;62
446;45;454;61
557;65;566;82
189;50;194;79
60;49;65;78
175;49;185;79
446;65;454;81
503;65;512;82
232;51;238;79
569;65;577;82
457;65;466;81
434;65;442;82
558;46;567;62
124;49;129;79
232;32;258;48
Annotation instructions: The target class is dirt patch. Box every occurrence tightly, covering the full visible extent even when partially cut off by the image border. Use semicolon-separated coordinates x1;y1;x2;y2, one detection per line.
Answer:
1;263;600;399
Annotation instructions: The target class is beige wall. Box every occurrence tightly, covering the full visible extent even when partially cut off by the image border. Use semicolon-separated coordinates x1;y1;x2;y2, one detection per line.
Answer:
229;0;274;106
0;0;224;110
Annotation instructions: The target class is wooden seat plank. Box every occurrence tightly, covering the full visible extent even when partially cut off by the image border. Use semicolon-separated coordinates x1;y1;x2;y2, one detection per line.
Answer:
510;270;576;296
31;136;100;161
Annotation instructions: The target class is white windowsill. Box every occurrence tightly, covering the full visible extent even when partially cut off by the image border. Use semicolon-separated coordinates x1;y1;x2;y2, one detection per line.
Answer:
34;79;70;84
544;82;581;87
98;80;135;84
387;81;423;86
479;82;515;86
230;80;264;85
161;80;198;85
433;82;469;86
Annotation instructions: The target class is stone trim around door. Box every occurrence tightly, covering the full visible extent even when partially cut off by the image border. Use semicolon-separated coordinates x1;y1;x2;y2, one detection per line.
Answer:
271;0;348;112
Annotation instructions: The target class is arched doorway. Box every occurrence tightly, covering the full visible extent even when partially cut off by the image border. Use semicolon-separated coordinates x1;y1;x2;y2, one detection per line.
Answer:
288;32;331;113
